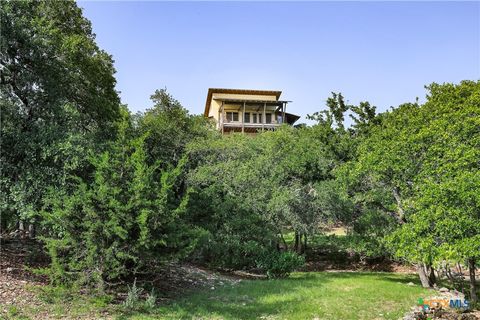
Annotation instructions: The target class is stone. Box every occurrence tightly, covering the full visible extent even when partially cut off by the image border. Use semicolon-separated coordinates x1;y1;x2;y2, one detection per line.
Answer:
439;287;450;293
407;282;415;286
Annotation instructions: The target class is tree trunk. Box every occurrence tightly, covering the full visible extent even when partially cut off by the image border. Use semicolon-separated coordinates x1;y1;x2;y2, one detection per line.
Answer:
299;234;304;254
294;233;305;254
468;258;477;304
457;263;465;294
303;234;307;253
417;263;433;288
28;223;35;238
294;232;300;252
392;187;406;223
428;266;437;287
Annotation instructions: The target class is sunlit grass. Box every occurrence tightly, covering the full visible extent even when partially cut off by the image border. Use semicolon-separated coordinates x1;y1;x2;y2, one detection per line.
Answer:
133;272;429;320
6;272;430;320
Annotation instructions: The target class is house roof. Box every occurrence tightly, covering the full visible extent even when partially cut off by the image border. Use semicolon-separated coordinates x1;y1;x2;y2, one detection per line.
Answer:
285;112;301;125
204;88;282;116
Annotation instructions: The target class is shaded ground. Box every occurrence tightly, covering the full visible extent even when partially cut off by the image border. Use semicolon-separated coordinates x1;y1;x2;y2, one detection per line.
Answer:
0;239;49;309
304;250;417;273
0;239;243;319
1;239;477;320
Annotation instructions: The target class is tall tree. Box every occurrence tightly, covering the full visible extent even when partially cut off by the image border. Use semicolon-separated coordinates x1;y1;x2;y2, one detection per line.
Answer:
389;81;480;299
40;109;201;289
0;1;120;233
350;81;480;295
136;89;214;168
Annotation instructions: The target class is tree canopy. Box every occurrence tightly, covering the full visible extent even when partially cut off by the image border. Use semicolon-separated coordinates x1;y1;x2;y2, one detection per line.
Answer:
1;0;478;303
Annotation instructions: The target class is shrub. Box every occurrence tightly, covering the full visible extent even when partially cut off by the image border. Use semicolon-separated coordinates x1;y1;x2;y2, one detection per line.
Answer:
144;289;157;310
40;117;201;288
122;280;158;313
123;279;143;309
257;251;305;279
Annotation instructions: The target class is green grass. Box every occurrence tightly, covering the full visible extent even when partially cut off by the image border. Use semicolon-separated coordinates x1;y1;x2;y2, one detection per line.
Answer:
3;272;430;320
128;272;429;320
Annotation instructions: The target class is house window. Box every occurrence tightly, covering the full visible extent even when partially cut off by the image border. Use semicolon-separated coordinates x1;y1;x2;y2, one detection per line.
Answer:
252;114;257;123
226;112;239;122
244;112;250;123
265;113;272;124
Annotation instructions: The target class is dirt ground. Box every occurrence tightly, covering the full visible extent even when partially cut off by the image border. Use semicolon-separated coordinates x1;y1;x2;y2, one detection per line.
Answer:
0;238;242;317
1;238;478;320
0;239;49;310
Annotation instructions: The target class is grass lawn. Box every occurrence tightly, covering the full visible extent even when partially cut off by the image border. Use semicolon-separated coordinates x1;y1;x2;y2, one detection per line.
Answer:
3;272;430;320
126;272;429;320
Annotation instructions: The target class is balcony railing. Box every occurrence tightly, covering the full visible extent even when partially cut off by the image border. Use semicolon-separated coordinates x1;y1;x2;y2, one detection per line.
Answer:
218;100;289;134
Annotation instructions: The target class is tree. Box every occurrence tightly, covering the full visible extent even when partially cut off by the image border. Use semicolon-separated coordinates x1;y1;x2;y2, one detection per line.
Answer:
0;0;120;234
350;81;480;296
40;109;201;289
184;123;343;269
338;102;422;265
389;81;480;299
136;89;215;168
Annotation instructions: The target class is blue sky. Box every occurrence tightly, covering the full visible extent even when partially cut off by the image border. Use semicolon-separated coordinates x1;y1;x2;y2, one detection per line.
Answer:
79;1;479;123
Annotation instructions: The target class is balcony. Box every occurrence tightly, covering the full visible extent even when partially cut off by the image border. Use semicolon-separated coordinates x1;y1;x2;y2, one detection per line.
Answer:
217;98;299;134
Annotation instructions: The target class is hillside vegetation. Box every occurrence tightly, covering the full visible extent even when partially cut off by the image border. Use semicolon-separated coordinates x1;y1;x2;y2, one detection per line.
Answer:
1;1;478;318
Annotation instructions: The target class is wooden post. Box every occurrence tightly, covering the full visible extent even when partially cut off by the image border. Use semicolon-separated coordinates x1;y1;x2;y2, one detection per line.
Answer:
282;102;286;124
220;101;224;135
242;101;245;133
262;102;266;132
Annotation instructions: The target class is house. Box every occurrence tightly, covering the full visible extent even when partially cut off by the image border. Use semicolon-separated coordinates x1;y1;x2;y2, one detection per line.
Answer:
204;88;300;134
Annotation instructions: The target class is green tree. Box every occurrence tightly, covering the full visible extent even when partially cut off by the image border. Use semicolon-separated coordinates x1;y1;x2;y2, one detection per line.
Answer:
0;0;120;233
184;124;340;269
388;81;480;300
136;89;215;168
350;81;480;297
40;110;200;289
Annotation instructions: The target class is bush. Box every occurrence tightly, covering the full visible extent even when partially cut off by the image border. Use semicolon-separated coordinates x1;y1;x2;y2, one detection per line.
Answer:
144;289;157;310
40;116;201;288
123;279;143;309
257;251;305;279
122;280;157;313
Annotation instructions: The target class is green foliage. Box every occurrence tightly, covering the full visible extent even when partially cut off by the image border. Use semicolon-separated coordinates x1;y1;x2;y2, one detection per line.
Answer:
344;80;479;293
122;280;157;313
39;111;200;288
184;126;341;269
183;92;382;270
145;289;157;310
256;251;305;279
123;279;144;309
137;89;216;168
384;81;480;267
0;0;120;230
350;210;397;259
